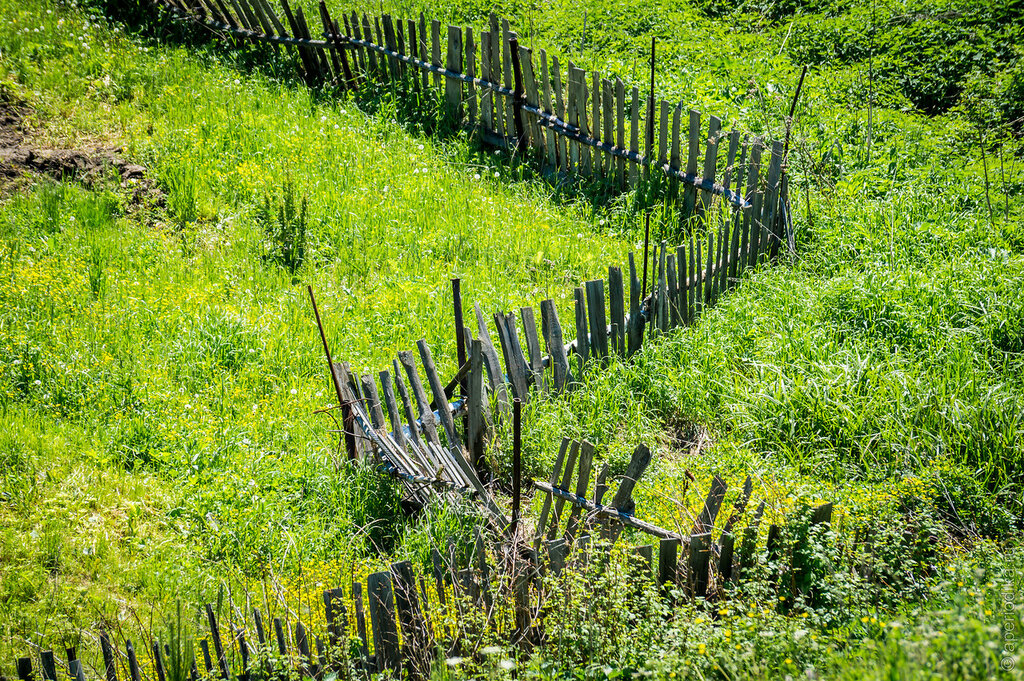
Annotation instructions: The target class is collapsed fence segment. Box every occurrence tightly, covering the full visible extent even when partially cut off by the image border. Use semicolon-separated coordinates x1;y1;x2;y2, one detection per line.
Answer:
154;0;794;254
308;194;788;514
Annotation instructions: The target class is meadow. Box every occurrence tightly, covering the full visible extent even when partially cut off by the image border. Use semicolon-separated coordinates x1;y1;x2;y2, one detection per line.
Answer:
0;0;1023;678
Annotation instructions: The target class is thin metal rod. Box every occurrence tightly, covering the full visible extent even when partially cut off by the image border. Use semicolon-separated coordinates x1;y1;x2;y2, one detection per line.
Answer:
308;286;345;412
511;398;522;537
533;481;682;541
782;65;807;161
452;278;467;392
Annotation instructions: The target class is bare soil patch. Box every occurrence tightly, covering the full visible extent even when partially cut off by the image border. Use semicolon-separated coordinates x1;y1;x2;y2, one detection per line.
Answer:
0;95;153;200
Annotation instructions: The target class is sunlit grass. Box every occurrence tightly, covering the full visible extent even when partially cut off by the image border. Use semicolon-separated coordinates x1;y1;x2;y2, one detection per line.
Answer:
0;0;1022;677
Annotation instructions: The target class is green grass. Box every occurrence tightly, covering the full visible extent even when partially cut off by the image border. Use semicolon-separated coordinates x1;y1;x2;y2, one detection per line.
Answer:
0;0;1023;677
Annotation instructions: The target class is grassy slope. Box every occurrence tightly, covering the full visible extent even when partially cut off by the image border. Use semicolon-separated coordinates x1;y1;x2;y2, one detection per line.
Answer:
0;0;1023;677
0;0;626;646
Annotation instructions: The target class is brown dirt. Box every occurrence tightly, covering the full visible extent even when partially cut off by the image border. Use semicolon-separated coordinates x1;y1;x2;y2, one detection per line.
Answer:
661;417;711;460
0;95;156;203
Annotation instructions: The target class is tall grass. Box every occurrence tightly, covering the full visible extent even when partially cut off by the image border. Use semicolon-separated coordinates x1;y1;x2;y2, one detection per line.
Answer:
0;0;1021;674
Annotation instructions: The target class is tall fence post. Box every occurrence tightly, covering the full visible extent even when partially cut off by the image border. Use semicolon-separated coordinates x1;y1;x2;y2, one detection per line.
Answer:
508;36;528;150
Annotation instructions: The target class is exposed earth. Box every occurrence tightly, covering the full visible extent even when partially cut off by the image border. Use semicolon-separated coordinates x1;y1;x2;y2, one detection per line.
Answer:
0;95;147;191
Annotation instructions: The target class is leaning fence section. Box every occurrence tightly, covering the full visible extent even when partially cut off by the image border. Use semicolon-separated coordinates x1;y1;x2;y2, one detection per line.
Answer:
312;206;787;492
7;452;834;681
153;0;793;254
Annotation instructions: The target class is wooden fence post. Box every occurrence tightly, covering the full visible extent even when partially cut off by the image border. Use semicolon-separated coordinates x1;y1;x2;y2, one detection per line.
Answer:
659;537;679;588
509;36;528;149
688;532;711;599
467;338;491;473
368;572;401;675
445;25;463;122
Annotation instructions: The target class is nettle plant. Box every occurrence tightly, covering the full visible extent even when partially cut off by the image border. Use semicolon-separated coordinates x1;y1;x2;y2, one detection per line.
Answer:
257;179;308;276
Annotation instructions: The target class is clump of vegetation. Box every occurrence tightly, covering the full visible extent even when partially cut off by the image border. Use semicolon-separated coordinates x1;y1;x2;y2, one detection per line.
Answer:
257;179;308;276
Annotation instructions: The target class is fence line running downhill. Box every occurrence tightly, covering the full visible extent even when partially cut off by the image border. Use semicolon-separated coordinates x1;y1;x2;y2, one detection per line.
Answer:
0;2;825;679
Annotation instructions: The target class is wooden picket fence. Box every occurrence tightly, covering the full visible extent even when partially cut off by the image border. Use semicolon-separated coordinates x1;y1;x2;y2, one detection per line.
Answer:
152;0;794;254
309;213;782;508
6;452;833;681
0;4;830;677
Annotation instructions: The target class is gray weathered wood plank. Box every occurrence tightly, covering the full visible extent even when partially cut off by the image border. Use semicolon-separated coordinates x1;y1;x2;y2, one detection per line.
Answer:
627;252;642;355
493;312;530;401
585;279;608;360
489;14;505;137
534;437;570;547
688;532;712;598
540;299;573;392
697;115;722;222
692;474;728;536
547;440;580;539
743;139;763;270
657;241;668;332
573;286;589;374
667;252;678;328
367;572;401;674
445;25;463;122
465;27;478;128
683;109;700;217
563;439;594;544
398;351;441;447
602;78;614;179
762;140;785;259
480;31;494;133
360;374;387;431
473;302;510;416
416;339;459;450
552;56;567;169
519;306;546;391
659;537;679;586
566;64;580;173
379;369;406;450
467;338;491;470
520;47;542;153
418;13;428;89
430;19;441;89
611;443;651;510
677;243;689;326
540;49;557;167
501;20;514;137
658;99;669;170
608;266;624;355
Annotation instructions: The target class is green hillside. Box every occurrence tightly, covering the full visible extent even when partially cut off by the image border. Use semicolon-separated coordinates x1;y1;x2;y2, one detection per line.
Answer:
0;0;1022;678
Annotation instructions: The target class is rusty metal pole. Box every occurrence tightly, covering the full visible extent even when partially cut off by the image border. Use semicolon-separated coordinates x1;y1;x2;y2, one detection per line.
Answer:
452;277;469;445
308;285;356;460
511;397;523;538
